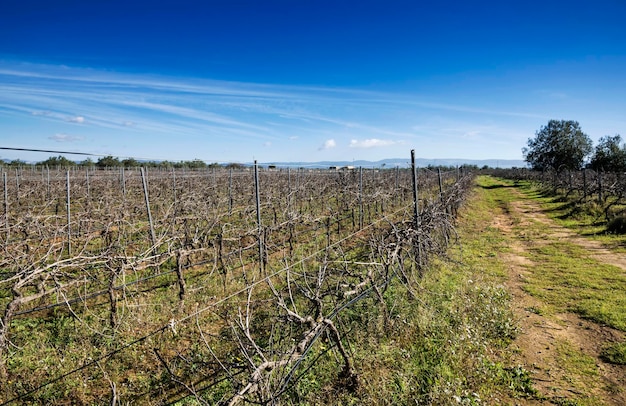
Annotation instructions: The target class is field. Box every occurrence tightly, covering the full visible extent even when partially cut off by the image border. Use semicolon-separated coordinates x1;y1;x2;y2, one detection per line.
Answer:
1;165;476;404
2;166;624;405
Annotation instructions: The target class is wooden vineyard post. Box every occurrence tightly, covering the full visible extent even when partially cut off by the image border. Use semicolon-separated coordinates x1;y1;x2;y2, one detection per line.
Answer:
296;167;301;213
141;167;157;250
171;167;177;214
108;268;118;329
228;168;233;215
438;168;444;202
3;172;8;240
254;161;264;274
326;216;331;248
394;166;399;207
122;167;128;198
66;170;72;256
85;167;90;200
359;167;363;229
46;166;50;200
176;251;187;304
15;168;19;205
411;150;419;228
287;167;291;213
411;150;422;267
171;167;176;198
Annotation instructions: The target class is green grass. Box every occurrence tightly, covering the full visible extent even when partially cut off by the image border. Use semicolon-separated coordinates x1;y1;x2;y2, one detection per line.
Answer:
496;180;626;331
457;176;626;405
280;177;538;404
519;241;626;329
514;181;626;251
287;260;529;405
600;341;626;365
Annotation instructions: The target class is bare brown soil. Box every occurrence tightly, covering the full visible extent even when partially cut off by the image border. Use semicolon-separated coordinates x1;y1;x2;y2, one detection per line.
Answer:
492;192;626;405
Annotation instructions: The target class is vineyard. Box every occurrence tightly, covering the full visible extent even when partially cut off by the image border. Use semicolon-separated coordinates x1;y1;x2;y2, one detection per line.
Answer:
495;168;626;224
0;160;473;404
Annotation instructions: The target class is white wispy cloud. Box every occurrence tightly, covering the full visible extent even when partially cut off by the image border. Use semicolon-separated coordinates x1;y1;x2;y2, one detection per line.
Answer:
0;60;549;161
463;130;480;138
66;115;85;123
49;133;84;142
319;139;336;150
349;139;398;148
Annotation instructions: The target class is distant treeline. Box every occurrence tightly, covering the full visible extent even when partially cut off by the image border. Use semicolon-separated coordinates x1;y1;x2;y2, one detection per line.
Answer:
0;155;508;171
0;155;246;169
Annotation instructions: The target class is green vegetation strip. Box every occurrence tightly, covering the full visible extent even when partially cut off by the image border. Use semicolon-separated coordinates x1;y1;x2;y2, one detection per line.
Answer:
290;176;536;404
497;177;626;332
462;176;626;405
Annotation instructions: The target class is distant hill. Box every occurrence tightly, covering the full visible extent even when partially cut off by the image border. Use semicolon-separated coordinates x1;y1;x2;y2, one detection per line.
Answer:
260;158;527;169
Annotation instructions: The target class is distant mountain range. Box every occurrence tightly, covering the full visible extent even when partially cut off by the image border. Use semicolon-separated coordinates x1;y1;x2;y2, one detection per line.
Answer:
259;158;527;169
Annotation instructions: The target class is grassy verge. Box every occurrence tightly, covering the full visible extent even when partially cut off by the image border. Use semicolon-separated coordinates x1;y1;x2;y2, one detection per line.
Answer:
501;179;626;332
287;176;536;404
514;180;626;251
480;176;626;405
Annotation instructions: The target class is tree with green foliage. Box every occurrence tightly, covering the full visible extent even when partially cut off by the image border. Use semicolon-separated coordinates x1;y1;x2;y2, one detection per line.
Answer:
225;162;245;170
96;155;121;168
6;159;26;167
158;160;174;168
184;159;207;169
38;155;76;167
79;158;95;167
121;158;140;167
523;120;593;172
588;134;626;172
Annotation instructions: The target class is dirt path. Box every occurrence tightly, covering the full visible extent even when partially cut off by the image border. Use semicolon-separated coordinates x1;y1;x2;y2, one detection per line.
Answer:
491;188;626;405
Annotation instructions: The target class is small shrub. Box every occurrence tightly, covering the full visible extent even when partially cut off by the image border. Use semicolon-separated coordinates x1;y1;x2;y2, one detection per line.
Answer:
606;216;626;234
600;341;626;365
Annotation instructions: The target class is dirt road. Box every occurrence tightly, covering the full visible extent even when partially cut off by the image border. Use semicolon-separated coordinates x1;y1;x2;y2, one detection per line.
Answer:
490;186;626;405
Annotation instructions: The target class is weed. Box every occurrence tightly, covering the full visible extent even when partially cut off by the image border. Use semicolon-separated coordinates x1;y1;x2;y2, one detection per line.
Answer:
606;215;626;234
600;341;626;365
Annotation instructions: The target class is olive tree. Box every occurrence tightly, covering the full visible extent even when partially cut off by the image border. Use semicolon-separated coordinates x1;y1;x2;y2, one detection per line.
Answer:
38;155;77;167
588;134;626;172
523;120;592;172
96;155;121;168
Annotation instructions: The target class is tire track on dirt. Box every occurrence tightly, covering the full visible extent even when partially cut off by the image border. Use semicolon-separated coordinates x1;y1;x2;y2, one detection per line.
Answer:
492;188;626;405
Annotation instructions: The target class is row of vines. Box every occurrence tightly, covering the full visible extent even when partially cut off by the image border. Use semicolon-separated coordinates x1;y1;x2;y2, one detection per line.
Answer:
494;168;626;221
0;160;473;404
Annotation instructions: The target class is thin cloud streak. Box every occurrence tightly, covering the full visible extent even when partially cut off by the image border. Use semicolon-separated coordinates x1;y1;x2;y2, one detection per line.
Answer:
350;139;399;148
49;133;84;142
0;61;546;120
66;116;85;123
0;61;549;161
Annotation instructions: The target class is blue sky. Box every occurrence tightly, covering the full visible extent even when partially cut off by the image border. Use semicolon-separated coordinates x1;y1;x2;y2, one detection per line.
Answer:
1;0;625;164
